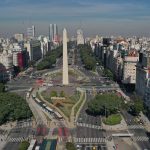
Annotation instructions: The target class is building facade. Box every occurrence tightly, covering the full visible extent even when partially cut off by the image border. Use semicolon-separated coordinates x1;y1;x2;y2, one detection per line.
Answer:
24;40;42;61
77;29;84;45
122;56;138;84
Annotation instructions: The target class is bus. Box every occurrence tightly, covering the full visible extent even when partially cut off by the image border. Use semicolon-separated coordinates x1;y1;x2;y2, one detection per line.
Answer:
32;94;36;99
26;92;30;98
35;98;42;104
45;106;54;114
28;87;33;93
112;133;134;137
54;111;63;120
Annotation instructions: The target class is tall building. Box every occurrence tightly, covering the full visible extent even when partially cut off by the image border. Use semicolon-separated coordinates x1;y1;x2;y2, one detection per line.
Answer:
49;24;59;43
24;40;42;61
145;78;150;109
77;29;84;45
62;28;69;85
136;52;150;97
27;25;35;39
53;24;58;40
49;24;54;42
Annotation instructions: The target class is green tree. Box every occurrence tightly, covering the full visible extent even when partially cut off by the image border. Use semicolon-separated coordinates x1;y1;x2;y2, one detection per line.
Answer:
66;142;76;150
37;45;62;70
103;69;114;80
60;91;65;97
50;91;57;97
0;92;32;125
130;99;144;116
78;44;96;70
0;83;5;93
18;141;30;150
88;93;122;116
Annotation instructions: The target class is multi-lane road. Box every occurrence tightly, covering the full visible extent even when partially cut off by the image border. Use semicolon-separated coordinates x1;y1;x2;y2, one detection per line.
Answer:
75;92;107;150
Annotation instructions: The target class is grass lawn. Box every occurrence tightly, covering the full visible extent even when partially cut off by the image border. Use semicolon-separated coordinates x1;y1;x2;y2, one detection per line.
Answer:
103;114;122;125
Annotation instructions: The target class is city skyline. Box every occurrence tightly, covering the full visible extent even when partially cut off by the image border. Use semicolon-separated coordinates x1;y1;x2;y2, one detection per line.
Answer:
0;0;150;37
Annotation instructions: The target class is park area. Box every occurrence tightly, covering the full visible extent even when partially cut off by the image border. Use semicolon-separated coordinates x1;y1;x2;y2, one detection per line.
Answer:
41;86;80;119
103;114;122;125
87;92;124;125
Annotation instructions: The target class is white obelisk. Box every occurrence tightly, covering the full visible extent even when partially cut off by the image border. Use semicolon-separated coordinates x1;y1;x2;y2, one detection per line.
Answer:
62;28;69;85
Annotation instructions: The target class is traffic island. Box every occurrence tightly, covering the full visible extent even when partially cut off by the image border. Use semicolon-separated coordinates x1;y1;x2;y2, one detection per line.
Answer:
103;114;122;125
102;114;128;131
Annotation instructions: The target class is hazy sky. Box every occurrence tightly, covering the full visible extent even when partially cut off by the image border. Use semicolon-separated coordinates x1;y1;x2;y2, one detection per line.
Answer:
0;0;150;37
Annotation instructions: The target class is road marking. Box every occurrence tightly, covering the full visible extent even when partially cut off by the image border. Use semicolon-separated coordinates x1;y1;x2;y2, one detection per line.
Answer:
128;125;144;129
74;137;106;143
133;136;149;141
76;122;102;130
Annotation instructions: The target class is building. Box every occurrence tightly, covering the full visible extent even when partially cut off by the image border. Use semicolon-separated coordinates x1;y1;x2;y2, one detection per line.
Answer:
136;52;150;97
49;24;59;43
49;24;54;42
77;29;84;45
27;25;35;39
0;63;9;82
14;33;24;42
53;24;58;41
24;40;42;61
38;36;51;58
145;78;150;109
122;55;138;84
0;50;13;70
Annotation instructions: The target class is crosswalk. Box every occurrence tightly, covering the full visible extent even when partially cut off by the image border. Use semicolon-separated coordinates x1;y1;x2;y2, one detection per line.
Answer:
16;122;32;128
76;122;102;130
133;136;149;142
73;137;106;143
128;125;144;129
6;135;33;143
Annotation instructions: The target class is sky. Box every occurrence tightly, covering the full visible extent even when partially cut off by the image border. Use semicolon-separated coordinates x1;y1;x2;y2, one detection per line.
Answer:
0;0;150;37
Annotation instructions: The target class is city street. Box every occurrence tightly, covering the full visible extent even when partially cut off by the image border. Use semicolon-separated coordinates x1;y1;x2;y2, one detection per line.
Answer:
75;92;107;150
3;119;34;150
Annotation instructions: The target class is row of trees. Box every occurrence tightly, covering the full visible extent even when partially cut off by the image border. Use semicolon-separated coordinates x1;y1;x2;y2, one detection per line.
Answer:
128;95;144;116
37;46;62;70
78;44;96;70
0;83;32;125
87;93;122;116
103;68;114;80
87;92;145;117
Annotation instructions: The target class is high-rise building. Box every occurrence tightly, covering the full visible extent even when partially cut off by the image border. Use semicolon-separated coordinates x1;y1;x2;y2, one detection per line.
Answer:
24;40;42;61
49;24;54;42
53;24;58;39
27;25;35;39
77;29;84;45
136;52;150;98
49;24;59;43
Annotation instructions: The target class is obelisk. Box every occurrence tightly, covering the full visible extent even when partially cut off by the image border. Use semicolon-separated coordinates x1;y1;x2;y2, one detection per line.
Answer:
62;28;69;85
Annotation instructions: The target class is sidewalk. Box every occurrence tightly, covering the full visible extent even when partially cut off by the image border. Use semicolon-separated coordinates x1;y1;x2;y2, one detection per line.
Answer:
106;139;116;150
140;112;150;131
0;122;16;150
